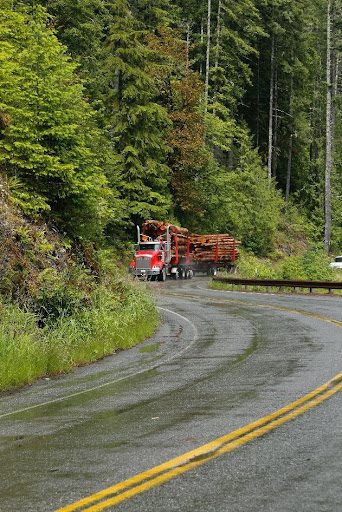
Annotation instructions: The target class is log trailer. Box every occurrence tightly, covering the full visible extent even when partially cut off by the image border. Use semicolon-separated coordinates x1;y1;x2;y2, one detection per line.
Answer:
129;220;240;281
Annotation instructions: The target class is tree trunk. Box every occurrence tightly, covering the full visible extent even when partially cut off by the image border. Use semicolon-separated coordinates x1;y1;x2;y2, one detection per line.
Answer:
204;0;211;113
333;54;339;97
267;33;275;181
272;66;278;178
285;73;294;203
213;0;221;114
186;23;191;71
256;55;260;147
324;0;333;253
200;21;204;75
214;0;221;70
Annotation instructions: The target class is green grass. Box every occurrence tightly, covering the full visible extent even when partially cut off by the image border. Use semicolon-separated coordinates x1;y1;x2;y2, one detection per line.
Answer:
139;342;161;353
209;250;342;296
0;280;159;391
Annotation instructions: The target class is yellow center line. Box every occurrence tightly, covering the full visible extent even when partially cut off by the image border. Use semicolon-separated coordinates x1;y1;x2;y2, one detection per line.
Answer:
55;373;342;512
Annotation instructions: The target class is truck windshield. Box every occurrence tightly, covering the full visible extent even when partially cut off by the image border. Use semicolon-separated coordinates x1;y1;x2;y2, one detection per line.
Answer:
335;256;342;262
139;243;160;251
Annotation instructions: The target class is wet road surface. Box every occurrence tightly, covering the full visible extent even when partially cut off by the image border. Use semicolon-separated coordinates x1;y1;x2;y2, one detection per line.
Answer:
0;279;341;511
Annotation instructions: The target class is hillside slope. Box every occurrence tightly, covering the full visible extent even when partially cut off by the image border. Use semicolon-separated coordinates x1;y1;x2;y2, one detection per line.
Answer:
0;181;158;391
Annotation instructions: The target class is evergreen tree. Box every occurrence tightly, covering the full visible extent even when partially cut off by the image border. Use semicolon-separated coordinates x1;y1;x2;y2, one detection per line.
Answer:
104;0;172;225
0;2;113;239
130;0;175;29
37;0;112;112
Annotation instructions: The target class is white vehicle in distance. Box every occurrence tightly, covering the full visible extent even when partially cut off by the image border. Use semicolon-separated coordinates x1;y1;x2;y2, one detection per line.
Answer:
330;255;342;269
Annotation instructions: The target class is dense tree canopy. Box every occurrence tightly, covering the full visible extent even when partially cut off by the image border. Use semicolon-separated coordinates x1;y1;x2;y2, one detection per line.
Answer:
0;0;341;253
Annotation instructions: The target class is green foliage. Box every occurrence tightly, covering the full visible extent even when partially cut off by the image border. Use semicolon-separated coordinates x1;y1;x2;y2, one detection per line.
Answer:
1;0;341;390
295;248;336;281
280;256;309;280
235;252;279;279
0;3;113;239
235;248;336;281
104;0;172;226
0;304;46;388
205;130;283;255
33;267;90;322
0;277;159;390
275;202;311;256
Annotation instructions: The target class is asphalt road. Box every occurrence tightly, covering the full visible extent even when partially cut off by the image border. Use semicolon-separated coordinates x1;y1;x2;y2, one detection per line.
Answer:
0;279;341;512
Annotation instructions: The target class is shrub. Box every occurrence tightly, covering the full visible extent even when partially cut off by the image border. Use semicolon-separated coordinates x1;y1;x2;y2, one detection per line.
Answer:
232;249;336;281
236;252;280;279
0;276;159;391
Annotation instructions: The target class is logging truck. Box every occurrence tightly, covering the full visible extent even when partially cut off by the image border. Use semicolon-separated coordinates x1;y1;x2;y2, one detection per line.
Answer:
129;220;240;281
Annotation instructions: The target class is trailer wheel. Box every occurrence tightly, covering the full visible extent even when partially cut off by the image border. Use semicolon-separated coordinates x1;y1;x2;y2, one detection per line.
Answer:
171;270;178;280
207;267;217;276
180;269;186;279
187;270;193;279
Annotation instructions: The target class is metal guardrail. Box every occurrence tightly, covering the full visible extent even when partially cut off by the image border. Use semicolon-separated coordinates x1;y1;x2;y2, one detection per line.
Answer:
213;276;342;293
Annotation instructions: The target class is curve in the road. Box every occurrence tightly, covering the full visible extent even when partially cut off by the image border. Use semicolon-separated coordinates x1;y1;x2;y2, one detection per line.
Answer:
55;374;342;512
54;293;342;512
0;307;198;421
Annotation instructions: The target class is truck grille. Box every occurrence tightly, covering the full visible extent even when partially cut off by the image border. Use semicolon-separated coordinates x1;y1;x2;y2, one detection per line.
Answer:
136;257;151;270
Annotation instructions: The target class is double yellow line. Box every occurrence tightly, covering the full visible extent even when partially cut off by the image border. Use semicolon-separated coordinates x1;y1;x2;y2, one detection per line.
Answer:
56;372;342;512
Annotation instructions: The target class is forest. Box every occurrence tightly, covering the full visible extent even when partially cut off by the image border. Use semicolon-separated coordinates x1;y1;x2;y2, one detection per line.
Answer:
0;0;341;254
0;1;341;388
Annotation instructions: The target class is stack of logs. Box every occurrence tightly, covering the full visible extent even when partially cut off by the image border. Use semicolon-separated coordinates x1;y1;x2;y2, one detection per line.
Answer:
190;234;240;262
142;220;188;238
141;220;189;256
141;220;240;262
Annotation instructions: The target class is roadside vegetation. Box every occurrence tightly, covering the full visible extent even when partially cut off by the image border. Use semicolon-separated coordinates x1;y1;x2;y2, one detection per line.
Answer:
210;249;342;295
0;283;158;391
0;195;158;391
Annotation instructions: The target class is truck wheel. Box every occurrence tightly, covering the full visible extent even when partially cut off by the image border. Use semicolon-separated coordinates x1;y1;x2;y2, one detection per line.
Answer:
158;268;166;281
171;271;178;280
207;267;217;276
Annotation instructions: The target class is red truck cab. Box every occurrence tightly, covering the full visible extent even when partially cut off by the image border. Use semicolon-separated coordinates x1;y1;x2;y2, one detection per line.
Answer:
129;240;167;281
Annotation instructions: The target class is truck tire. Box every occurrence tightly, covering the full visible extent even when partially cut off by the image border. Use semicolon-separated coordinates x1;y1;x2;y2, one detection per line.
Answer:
171;271;178;280
207;267;217;276
158;268;166;281
180;269;186;279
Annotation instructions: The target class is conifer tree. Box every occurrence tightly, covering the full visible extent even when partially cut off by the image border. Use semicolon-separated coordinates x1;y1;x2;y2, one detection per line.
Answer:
0;2;113;239
130;0;175;29
104;0;172;225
